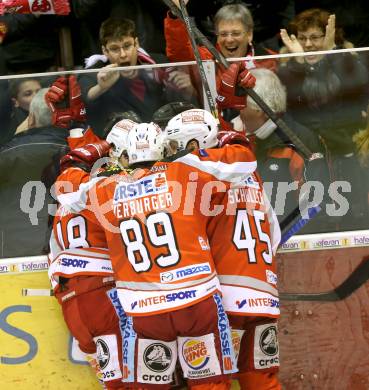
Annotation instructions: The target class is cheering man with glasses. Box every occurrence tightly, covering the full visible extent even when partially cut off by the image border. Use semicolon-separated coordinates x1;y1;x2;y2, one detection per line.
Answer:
79;17;198;135
164;1;278;91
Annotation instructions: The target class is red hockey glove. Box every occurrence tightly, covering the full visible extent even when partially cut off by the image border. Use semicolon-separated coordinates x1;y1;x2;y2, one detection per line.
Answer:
239;67;256;89
216;63;256;110
45;76;68;103
45;77;72;128
217;130;249;148
60;140;110;171
45;76;86;128
68;75;86;124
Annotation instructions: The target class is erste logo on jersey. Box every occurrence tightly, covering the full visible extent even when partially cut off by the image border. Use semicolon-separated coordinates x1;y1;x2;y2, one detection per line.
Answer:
113;172;168;203
182;339;210;370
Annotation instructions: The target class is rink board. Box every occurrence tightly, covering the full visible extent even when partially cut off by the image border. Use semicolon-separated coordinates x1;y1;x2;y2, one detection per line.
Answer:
1;230;369;390
0;260;100;390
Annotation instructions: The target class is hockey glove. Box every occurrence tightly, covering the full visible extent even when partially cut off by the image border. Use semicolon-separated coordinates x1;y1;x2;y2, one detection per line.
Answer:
45;77;72;129
69;75;86;124
216;63;256;110
217;130;249;148
60;140;110;171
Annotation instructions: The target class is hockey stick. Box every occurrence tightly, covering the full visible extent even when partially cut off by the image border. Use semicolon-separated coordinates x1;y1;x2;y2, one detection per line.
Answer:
280;204;321;245
178;0;218;118
164;0;322;240
279;187;324;241
280;257;369;301
21;258;369;301
162;0;313;159
22;288;54;296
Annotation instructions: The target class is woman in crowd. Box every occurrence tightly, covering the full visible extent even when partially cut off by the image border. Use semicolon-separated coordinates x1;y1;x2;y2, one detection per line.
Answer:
278;8;369;229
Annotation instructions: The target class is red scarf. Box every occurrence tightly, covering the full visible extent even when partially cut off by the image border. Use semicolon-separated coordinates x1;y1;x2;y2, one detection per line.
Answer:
133;49;177;101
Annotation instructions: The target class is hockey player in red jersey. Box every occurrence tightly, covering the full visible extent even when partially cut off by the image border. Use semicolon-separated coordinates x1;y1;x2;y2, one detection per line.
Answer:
164;107;282;390
57;121;263;389
48;119;136;389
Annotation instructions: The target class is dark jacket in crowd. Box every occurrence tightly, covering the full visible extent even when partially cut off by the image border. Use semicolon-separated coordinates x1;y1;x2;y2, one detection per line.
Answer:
0;126;68;257
253;114;331;232
79;59;197;135
278;51;369;155
0;14;59;75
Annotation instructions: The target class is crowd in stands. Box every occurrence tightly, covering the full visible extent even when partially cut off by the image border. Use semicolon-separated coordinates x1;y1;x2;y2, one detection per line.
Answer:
1;0;369;258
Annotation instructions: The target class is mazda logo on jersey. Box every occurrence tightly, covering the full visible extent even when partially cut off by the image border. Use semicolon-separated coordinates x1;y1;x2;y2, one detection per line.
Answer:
259;326;278;356
143;343;172;372
96;339;110;369
160;263;211;283
160;271;174;282
182;339;210;370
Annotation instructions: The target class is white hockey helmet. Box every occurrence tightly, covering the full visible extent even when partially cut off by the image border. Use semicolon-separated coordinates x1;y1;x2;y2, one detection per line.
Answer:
106;119;137;158
164;109;219;151
127;122;165;164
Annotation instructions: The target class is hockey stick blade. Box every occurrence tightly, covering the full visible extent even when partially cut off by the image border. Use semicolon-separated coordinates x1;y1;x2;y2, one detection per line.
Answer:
280;257;369;301
22;288;54;296
280;204;322;245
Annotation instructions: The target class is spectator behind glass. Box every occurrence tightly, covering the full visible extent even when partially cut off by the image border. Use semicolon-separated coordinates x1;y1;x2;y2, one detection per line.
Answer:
238;68;330;231
0;89;68;257
294;0;369;48
164;0;278;114
8;78;42;136
79;17;197;135
164;1;278;75
278;8;369;229
72;0;168;63
353;104;369;210
0;13;59;76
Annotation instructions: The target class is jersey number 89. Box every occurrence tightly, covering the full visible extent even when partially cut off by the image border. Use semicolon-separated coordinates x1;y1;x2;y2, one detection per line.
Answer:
119;212;180;273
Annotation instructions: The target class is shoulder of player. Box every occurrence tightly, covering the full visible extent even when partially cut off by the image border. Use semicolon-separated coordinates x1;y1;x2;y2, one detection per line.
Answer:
172;145;256;182
195;144;256;163
56;167;91;193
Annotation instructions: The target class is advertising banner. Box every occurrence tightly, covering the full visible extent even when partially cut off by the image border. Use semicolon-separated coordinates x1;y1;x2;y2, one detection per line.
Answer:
0;261;100;389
